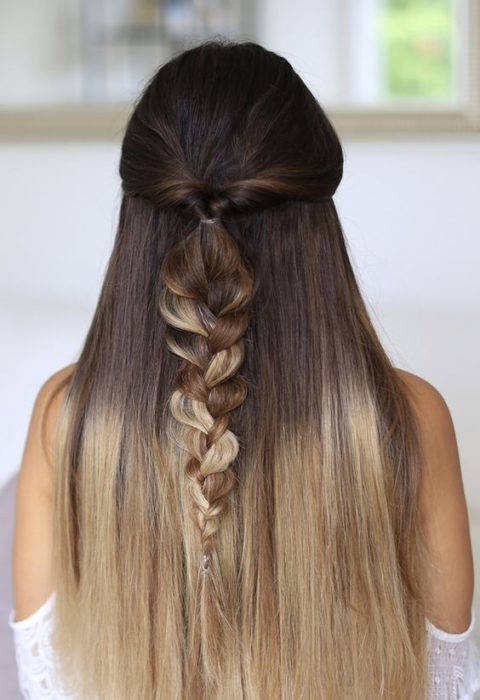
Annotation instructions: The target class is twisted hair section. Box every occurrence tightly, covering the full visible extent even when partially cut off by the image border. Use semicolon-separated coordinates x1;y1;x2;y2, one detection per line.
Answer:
154;181;257;687
159;206;254;578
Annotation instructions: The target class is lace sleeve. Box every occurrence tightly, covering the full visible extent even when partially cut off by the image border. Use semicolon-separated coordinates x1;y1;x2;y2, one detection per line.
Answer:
8;592;80;699
426;608;480;699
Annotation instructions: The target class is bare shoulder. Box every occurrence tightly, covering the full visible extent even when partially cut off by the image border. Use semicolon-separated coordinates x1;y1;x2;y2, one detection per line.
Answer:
394;368;467;498
393;367;475;632
394;367;449;416
11;362;77;621
19;362;77;491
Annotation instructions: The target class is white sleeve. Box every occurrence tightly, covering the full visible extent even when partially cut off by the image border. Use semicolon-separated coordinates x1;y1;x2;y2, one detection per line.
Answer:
426;608;480;699
8;592;80;699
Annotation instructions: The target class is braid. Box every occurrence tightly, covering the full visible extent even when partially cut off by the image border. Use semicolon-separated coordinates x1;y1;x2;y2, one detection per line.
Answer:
159;195;254;578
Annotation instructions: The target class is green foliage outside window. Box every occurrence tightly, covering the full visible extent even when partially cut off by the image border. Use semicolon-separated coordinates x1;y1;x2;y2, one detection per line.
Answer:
377;0;453;99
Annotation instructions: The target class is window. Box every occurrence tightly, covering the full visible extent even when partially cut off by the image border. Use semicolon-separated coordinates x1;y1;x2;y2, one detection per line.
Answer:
328;0;479;135
340;0;464;107
379;0;459;102
0;0;478;138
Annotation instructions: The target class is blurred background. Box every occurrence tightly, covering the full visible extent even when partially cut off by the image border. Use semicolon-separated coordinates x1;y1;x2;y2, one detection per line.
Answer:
1;0;479;695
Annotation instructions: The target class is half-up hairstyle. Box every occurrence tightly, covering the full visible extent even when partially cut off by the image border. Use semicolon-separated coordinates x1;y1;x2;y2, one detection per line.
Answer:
49;39;430;699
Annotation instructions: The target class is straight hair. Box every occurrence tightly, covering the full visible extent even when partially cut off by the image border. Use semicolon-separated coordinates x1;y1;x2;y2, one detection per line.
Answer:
48;39;430;699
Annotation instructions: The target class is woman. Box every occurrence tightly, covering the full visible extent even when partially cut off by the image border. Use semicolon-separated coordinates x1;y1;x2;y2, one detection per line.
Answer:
8;40;480;699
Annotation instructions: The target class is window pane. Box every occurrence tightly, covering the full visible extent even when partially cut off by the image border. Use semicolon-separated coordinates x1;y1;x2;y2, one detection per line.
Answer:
377;0;456;101
0;0;252;107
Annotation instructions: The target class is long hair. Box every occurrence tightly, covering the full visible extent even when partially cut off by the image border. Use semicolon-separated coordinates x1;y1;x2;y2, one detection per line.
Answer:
48;39;429;699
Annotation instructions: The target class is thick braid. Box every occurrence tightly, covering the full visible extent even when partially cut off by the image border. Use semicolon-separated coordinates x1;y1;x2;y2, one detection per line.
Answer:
159;200;254;577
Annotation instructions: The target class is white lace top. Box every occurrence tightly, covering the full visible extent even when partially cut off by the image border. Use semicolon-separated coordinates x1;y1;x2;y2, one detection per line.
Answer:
8;593;480;699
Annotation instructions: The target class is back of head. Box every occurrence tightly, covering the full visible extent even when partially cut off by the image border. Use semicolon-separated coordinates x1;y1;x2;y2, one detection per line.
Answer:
50;40;429;699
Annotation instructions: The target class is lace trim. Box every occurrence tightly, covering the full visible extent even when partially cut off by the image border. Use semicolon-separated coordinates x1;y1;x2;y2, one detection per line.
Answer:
8;591;56;630
425;608;480;699
426;608;477;643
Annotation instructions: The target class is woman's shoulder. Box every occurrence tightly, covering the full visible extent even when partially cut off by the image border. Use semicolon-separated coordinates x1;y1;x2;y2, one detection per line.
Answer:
393;368;474;635
16;362;77;492
393;367;449;413
31;363;78;486
393;367;462;489
39;362;78;404
393;367;461;460
11;363;78;622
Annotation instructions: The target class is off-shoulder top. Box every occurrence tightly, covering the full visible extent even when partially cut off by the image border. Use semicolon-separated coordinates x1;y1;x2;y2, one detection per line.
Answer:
8;592;480;699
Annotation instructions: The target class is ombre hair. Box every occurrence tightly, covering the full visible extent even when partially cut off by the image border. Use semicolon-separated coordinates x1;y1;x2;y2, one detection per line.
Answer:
49;39;430;698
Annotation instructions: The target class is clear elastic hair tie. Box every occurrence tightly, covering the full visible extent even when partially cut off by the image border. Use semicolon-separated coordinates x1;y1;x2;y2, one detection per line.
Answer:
200;217;220;225
200;553;210;575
